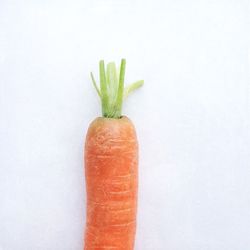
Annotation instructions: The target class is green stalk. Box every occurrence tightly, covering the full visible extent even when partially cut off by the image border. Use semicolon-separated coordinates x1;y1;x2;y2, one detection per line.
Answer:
124;80;144;99
90;72;101;97
114;59;126;118
99;60;108;117
91;59;143;118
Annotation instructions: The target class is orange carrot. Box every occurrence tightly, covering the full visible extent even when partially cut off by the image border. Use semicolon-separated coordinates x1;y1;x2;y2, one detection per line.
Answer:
84;59;143;249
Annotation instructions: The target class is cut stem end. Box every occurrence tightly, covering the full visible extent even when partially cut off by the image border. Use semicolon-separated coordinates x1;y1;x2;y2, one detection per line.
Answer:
90;59;143;118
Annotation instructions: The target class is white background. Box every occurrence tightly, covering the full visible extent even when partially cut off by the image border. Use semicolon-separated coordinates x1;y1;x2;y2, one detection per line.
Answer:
0;0;249;249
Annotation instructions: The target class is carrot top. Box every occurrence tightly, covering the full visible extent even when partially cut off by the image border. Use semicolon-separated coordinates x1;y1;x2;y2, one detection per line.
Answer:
90;59;143;118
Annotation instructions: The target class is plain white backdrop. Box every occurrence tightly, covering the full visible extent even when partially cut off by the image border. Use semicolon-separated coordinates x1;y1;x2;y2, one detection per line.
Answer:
0;0;249;249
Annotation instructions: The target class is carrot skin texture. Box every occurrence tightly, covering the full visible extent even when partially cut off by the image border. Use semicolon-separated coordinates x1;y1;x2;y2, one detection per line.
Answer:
84;116;138;249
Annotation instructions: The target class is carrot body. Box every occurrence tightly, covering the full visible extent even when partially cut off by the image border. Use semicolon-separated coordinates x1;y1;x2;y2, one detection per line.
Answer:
84;116;138;249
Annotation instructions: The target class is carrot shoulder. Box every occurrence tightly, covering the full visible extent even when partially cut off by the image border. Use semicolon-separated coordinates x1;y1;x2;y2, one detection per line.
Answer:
84;59;143;249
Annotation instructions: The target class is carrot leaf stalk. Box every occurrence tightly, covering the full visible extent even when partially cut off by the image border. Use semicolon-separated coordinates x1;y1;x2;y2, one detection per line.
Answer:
90;59;144;118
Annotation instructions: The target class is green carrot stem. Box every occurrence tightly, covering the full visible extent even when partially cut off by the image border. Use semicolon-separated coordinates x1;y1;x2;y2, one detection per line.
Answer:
91;59;143;118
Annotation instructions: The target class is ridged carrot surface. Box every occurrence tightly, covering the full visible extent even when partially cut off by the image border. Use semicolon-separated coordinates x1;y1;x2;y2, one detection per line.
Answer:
84;59;143;249
84;117;138;249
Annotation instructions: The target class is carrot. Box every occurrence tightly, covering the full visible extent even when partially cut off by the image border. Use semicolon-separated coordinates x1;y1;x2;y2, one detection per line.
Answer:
84;59;143;249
